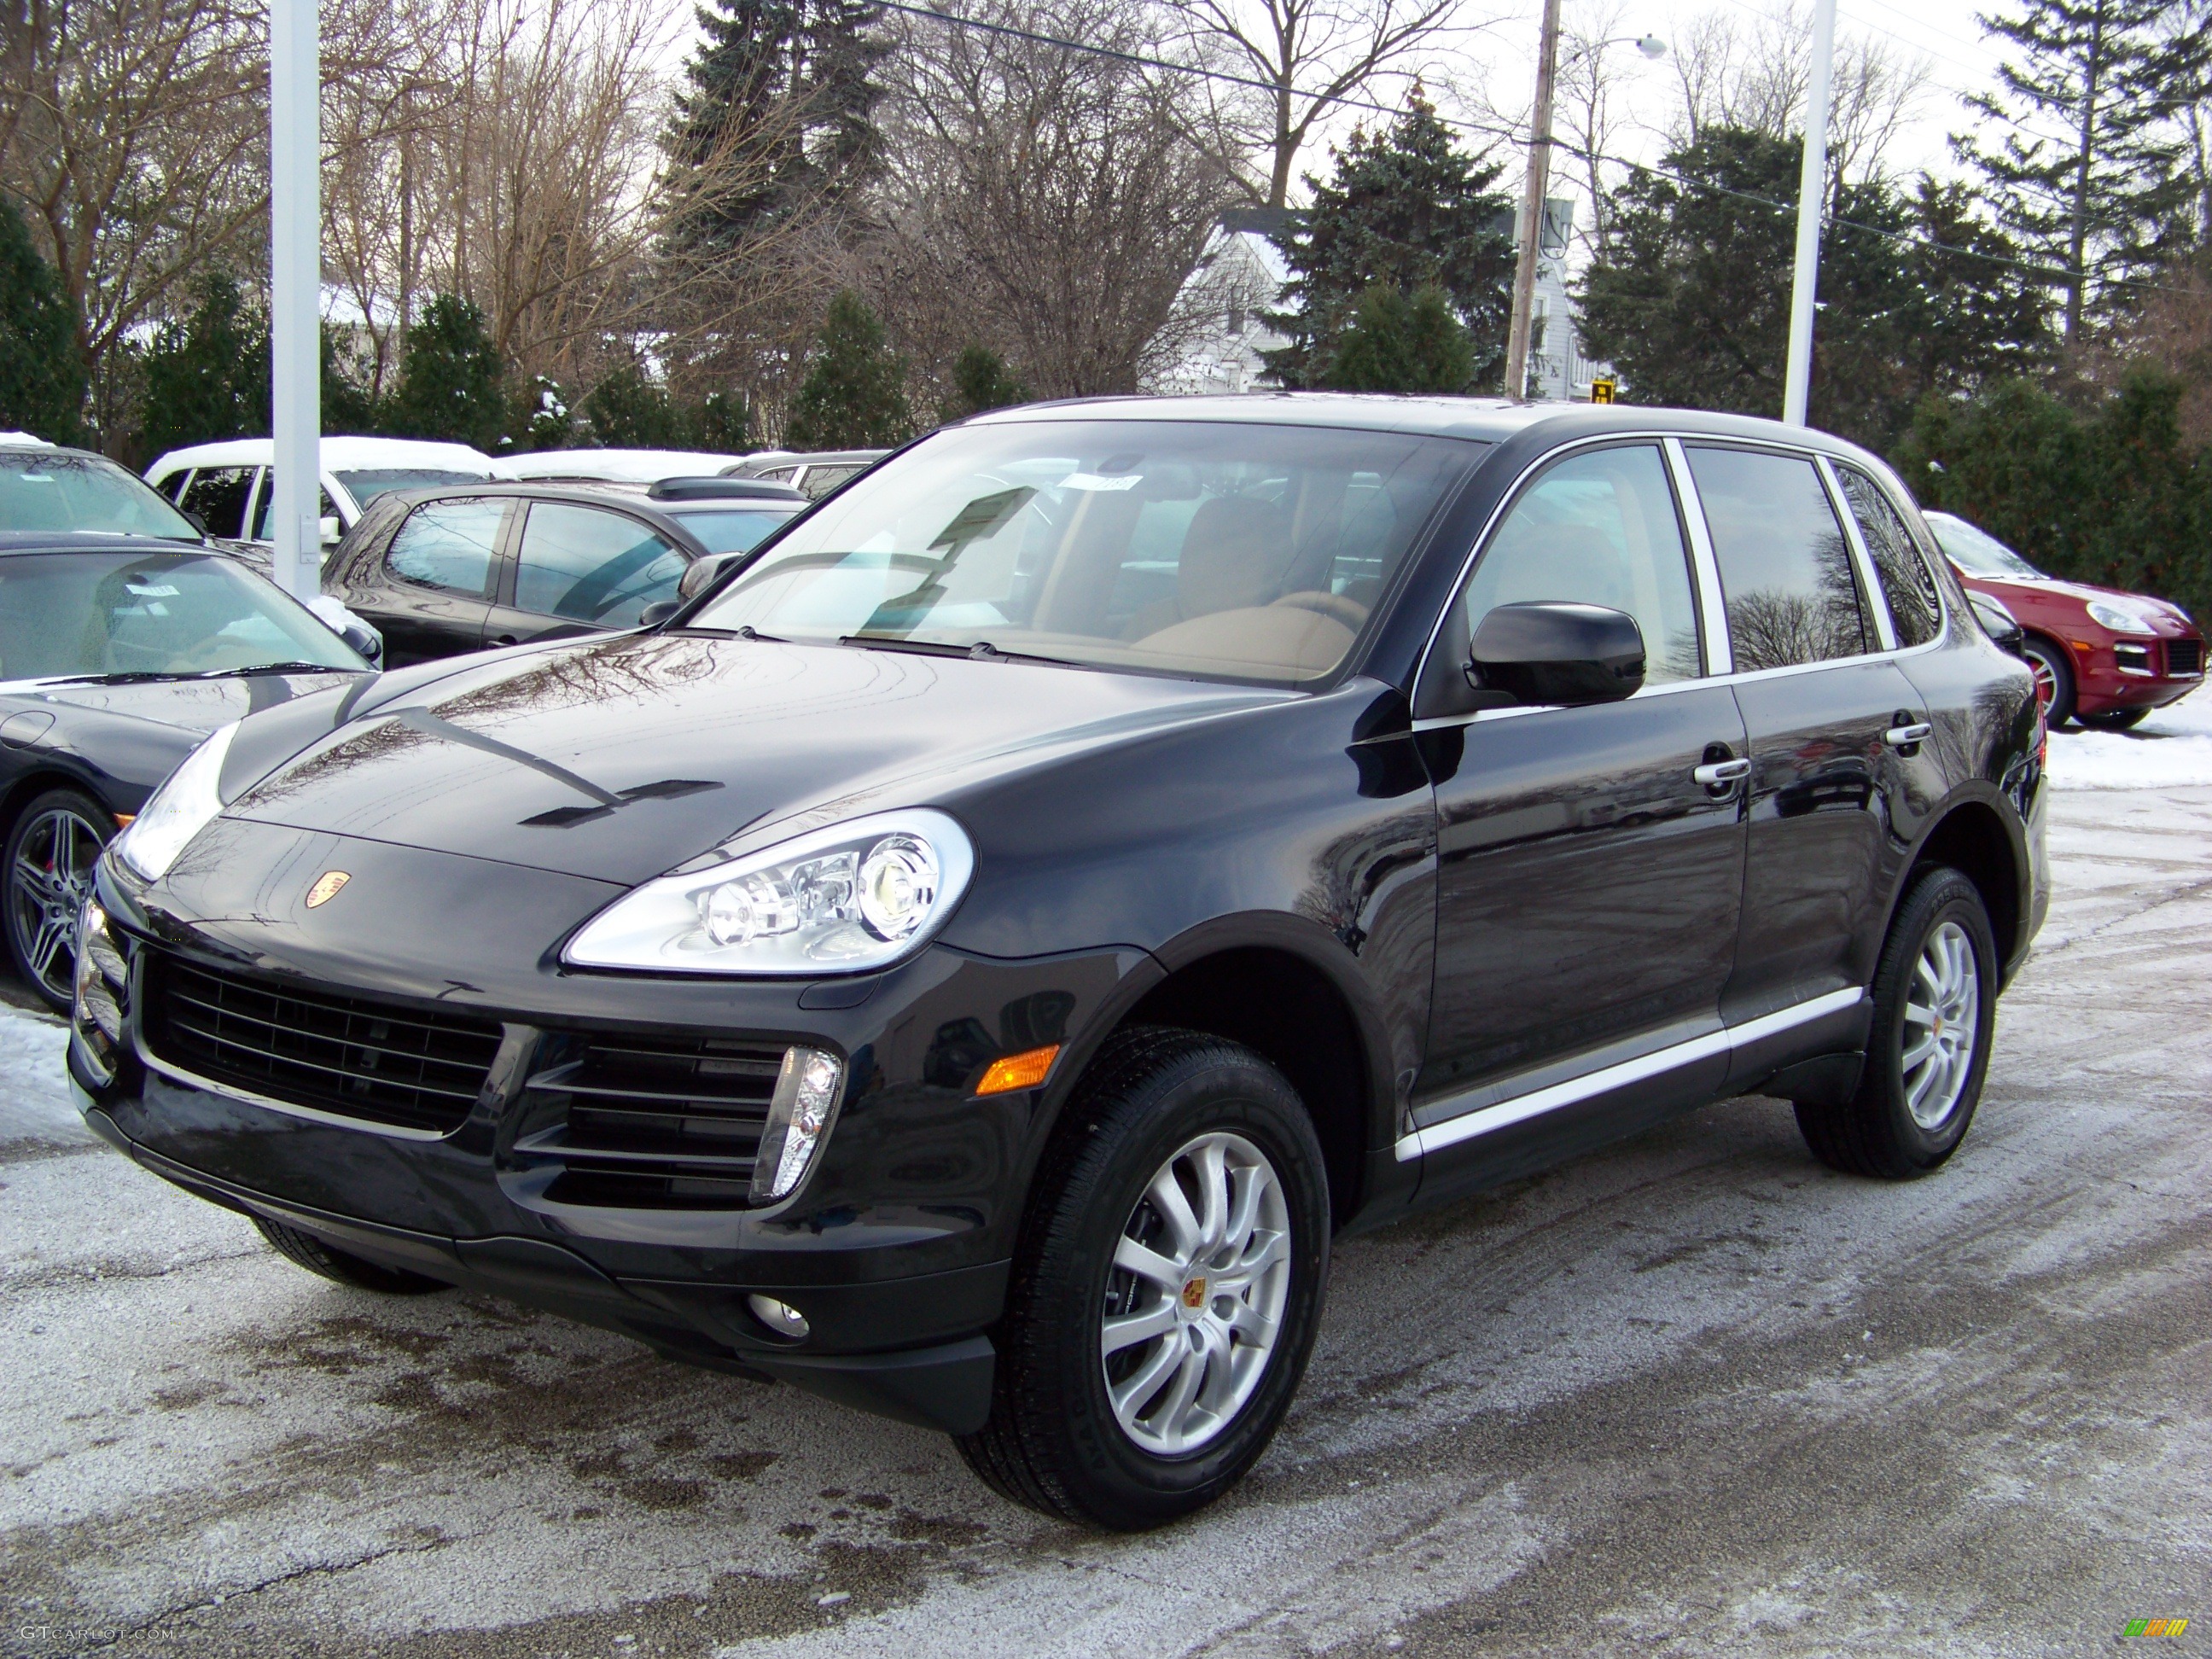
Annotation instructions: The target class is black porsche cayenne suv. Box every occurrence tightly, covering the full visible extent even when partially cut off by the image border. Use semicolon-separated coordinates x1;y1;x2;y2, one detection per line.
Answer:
70;397;2047;1529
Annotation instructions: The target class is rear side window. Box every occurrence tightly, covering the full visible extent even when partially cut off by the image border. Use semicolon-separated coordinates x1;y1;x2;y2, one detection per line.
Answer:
386;498;503;597
1686;446;1871;672
513;503;684;626
178;465;256;538
250;478;340;540
1463;443;1704;684
1834;466;1941;647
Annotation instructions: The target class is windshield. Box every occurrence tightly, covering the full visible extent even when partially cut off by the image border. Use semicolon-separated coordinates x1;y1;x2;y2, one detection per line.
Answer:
690;421;1481;684
335;467;489;506
0;551;364;681
1929;513;2043;579
672;505;799;555
0;452;200;540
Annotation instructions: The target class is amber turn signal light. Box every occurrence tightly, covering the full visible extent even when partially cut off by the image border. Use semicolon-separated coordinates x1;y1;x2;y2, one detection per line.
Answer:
975;1044;1061;1095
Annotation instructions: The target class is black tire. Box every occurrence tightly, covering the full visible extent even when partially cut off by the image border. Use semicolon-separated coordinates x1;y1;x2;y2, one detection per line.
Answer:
252;1215;452;1295
2077;705;2150;731
3;786;112;1012
957;1027;1330;1530
2021;634;2075;727
1796;866;1997;1180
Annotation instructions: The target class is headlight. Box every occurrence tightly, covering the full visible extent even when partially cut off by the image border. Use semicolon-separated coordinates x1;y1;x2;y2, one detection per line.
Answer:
562;809;975;975
113;721;239;881
2085;600;2157;636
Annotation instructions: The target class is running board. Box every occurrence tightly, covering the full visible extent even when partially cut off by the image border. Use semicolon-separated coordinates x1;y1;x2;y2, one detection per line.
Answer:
1395;987;1868;1162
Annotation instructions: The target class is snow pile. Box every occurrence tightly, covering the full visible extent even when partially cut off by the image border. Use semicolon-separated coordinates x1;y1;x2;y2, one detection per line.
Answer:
2045;690;2212;791
0;1000;84;1149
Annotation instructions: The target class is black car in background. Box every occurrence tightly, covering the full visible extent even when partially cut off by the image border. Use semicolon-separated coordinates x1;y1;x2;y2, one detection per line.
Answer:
74;397;2046;1530
325;480;806;664
1;535;370;1007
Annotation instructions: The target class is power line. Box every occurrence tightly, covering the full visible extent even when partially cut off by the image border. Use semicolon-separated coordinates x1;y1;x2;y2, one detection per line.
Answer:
876;0;2200;301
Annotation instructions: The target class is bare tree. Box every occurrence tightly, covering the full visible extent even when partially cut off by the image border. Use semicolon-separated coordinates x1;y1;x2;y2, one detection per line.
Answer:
873;0;1242;399
0;0;266;438
1665;3;1930;185
1157;0;1472;206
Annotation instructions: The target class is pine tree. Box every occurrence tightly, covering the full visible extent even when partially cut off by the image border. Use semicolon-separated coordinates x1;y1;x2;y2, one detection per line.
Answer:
1320;283;1476;393
783;289;911;448
669;0;888;251
1260;90;1516;389
583;364;689;447
0;201;85;442
1953;0;2204;339
694;389;754;450
385;295;507;451
941;344;1027;421
137;271;271;458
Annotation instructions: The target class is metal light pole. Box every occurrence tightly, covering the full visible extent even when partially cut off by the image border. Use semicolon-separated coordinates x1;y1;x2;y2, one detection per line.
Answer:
1781;0;1837;427
1503;0;1565;404
269;0;320;602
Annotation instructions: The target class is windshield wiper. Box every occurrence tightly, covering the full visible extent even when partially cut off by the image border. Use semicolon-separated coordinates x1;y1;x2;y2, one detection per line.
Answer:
838;635;1086;670
30;671;190;686
184;661;359;678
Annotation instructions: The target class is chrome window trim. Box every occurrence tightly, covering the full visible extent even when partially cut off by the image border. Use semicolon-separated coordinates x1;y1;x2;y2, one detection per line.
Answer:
1662;437;1733;675
1396;985;1867;1161
134;1028;456;1143
1815;454;1899;653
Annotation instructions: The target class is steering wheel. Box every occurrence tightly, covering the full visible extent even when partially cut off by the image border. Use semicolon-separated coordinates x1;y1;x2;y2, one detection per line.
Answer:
1267;590;1370;630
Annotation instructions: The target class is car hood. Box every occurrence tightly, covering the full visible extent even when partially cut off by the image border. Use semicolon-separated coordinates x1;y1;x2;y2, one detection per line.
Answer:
1962;570;2194;630
221;632;1297;886
2;671;363;740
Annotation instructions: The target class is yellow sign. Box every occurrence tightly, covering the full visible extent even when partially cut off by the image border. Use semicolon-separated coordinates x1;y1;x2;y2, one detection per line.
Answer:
1591;376;1617;405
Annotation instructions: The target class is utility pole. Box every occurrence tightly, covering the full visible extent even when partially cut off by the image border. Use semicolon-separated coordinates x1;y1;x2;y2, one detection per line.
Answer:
1503;0;1565;403
269;0;320;603
1781;0;1837;426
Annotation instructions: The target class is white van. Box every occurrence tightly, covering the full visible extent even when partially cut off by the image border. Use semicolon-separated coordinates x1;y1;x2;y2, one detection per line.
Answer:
143;435;504;548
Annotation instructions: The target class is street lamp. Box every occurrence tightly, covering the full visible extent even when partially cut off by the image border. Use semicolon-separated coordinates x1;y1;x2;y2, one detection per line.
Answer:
1504;27;1665;403
1782;0;1837;426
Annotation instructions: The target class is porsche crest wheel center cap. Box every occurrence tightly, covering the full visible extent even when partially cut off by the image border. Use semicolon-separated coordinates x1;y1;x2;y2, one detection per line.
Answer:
1180;1276;1208;1313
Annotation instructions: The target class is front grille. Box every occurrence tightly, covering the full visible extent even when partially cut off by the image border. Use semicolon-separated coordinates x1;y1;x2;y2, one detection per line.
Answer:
2167;638;2203;677
518;1034;787;1209
143;953;503;1135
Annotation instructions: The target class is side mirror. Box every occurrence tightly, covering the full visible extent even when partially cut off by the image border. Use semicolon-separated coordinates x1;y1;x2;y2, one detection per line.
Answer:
1470;601;1646;707
637;599;683;628
341;619;384;665
319;514;342;545
678;551;738;602
1968;591;2026;655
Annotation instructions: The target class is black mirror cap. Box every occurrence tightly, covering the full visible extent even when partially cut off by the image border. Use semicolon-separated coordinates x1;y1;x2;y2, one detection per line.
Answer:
637;599;683;628
1968;591;2026;655
1470;601;1646;707
341;620;384;664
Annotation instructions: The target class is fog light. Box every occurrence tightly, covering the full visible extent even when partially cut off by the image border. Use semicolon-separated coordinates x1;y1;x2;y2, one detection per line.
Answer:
748;1294;810;1339
750;1047;844;1203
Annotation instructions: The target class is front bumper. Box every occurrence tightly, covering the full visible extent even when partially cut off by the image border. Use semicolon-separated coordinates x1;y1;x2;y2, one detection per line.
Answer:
2073;632;2204;713
72;818;1150;1435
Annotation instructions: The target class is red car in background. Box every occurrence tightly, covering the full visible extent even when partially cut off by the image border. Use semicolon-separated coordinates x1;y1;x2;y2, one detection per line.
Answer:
1924;510;2204;730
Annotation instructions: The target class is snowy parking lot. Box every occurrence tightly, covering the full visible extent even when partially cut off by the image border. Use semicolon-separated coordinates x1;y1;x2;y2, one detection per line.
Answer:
3;712;2209;1657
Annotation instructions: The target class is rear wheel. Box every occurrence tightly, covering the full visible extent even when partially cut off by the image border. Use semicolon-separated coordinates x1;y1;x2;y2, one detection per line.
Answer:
2077;705;2150;731
1796;866;1997;1179
4;788;111;1012
957;1027;1330;1529
2021;635;2075;727
252;1215;451;1295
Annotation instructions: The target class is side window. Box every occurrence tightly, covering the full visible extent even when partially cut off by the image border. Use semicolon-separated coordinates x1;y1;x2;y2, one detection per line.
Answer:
1834;465;1941;647
1463;444;1703;684
250;478;340;541
1685;446;1871;672
513;503;684;626
178;465;256;538
386;498;504;597
799;465;861;500
154;469;190;504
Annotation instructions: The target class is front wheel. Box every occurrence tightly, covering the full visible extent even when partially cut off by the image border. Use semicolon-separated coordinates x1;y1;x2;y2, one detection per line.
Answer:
4;788;112;1012
1796;865;1997;1179
957;1027;1330;1529
2021;635;2075;727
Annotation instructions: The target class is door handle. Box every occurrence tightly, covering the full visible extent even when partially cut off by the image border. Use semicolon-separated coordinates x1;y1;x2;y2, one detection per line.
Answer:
1692;757;1751;786
491;633;517;647
1883;721;1932;748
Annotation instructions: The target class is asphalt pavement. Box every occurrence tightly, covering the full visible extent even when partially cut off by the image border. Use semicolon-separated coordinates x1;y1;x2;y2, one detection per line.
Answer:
3;783;2207;1658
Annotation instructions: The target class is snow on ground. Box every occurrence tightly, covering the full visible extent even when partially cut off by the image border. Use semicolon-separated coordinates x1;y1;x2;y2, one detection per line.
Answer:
2041;688;2212;790
0;999;81;1152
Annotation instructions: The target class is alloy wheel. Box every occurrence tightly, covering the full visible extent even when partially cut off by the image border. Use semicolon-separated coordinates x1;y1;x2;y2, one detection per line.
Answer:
8;803;107;1003
1099;1131;1291;1457
2028;654;2057;716
1901;919;1979;1130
